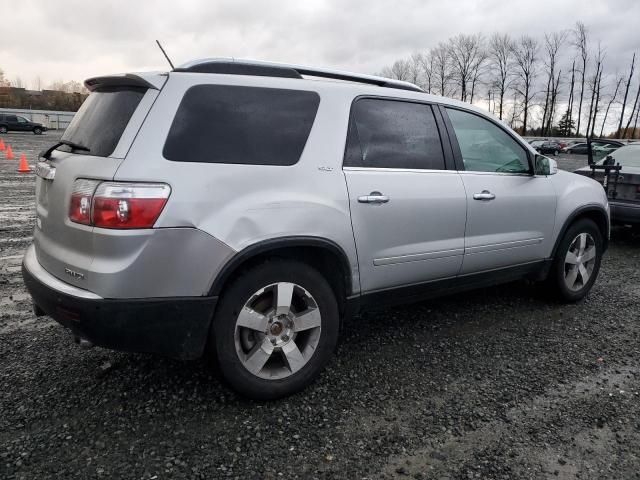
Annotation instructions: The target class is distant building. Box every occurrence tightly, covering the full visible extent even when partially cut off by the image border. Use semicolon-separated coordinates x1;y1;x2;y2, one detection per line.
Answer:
0;86;87;112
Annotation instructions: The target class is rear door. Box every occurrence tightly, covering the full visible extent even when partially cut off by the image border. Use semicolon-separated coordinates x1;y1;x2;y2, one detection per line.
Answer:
442;106;556;274
5;115;19;131
344;97;467;293
34;81;160;288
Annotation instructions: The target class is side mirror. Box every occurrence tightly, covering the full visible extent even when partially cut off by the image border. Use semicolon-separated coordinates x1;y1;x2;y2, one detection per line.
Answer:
534;154;557;176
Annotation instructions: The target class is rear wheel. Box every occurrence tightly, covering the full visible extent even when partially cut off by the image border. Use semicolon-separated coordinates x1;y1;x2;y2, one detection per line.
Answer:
0;126;7;134
547;218;603;302
212;259;339;400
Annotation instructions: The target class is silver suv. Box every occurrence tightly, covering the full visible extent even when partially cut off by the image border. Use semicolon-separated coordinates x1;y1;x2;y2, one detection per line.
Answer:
23;59;609;399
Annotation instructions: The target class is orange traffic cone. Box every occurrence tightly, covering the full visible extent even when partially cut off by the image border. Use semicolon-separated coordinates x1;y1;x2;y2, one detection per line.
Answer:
6;144;14;159
18;153;31;173
0;138;5;151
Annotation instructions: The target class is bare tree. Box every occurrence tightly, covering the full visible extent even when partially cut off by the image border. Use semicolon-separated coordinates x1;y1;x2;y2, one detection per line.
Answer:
512;36;539;134
586;44;605;137
616;53;636;138
564;60;576;137
573;22;589;136
541;32;566;135
487;33;515;120
469;48;488;104
407;53;424;87
633;101;640;138
12;76;24;88
447;34;485;102
432;42;452;97
546;69;563;135
419;51;435;94
0;68;9;87
599;75;624;137
624;79;640;137
380;58;412;81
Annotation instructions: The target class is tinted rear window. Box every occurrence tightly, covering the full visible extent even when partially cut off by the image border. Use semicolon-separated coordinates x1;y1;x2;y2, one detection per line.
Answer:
163;85;320;166
344;98;446;170
61;87;145;157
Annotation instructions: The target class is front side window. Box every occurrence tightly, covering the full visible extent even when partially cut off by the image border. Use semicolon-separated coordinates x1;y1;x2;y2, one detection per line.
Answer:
163;85;320;166
17;116;28;123
446;108;530;174
344;98;445;170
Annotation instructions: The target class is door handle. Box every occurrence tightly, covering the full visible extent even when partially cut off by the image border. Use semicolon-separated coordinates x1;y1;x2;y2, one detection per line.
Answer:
358;191;390;204
473;190;496;201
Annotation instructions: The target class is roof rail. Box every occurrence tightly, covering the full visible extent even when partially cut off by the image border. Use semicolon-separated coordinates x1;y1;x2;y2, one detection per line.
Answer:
174;58;424;93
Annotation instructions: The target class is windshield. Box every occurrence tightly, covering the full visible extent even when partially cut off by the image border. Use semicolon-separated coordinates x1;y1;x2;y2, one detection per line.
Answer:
597;145;640;168
61;87;145;157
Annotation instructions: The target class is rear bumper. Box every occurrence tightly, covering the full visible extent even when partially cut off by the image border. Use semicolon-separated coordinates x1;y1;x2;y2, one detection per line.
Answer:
610;201;640;225
22;245;217;360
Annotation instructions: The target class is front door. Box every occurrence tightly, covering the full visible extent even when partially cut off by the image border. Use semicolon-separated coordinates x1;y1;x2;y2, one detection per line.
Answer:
343;98;467;293
16;116;30;131
443;107;557;274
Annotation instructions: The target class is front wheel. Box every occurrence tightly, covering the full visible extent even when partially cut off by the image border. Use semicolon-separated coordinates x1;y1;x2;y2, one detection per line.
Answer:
211;259;340;400
546;218;603;302
554;150;559;156
33;127;42;135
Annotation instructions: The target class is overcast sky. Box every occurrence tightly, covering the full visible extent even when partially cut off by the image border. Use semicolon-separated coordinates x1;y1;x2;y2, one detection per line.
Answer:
3;0;639;89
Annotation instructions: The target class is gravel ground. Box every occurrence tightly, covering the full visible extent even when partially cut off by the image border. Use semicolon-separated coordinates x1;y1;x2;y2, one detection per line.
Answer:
1;133;639;479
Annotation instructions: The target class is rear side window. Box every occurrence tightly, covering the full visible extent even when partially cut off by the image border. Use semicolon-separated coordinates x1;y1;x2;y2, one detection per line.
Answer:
61;87;145;157
163;85;320;166
344;98;446;170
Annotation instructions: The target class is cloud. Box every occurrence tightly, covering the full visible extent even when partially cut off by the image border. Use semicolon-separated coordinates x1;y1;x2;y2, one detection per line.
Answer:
1;0;638;89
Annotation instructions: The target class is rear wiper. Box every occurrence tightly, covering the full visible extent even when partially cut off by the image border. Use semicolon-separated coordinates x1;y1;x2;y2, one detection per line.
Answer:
40;140;91;159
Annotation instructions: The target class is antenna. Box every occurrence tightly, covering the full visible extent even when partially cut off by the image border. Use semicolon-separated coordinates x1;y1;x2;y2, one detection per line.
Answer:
156;40;175;70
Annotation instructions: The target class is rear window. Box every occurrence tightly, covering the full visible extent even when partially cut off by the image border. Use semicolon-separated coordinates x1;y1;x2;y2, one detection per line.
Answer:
61;87;145;157
163;85;320;166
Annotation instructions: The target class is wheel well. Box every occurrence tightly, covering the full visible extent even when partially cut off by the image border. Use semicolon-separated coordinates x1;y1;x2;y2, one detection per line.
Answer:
210;242;352;315
554;208;609;257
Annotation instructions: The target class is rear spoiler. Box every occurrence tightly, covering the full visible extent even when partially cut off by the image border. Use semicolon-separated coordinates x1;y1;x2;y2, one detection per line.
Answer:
84;73;166;92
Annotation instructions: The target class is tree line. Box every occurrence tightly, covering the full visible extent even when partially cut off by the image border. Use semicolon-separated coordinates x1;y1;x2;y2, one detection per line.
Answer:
0;68;88;112
378;22;640;139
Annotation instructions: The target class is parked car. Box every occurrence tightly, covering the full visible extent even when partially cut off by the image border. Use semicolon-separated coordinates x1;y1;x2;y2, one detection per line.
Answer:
563;142;589;154
0;114;47;134
563;139;624;157
22;59;610;399
534;141;562;156
574;144;640;225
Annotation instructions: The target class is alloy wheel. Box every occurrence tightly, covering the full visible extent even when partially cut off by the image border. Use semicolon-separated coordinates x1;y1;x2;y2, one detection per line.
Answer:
563;233;597;292
234;282;322;379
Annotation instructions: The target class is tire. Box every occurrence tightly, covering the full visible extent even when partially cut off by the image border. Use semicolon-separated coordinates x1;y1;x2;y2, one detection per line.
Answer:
554;150;559;156
212;259;340;400
33;127;42;135
0;126;7;134
546;218;603;302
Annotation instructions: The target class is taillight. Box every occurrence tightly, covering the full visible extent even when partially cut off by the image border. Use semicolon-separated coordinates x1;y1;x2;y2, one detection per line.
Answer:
93;183;170;229
69;179;100;225
68;180;170;229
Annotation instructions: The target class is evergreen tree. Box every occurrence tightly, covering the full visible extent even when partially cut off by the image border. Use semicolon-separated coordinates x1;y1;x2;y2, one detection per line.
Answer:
556;111;576;137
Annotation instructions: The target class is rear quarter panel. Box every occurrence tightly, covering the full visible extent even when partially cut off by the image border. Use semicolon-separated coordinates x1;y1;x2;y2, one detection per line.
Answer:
115;73;361;293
